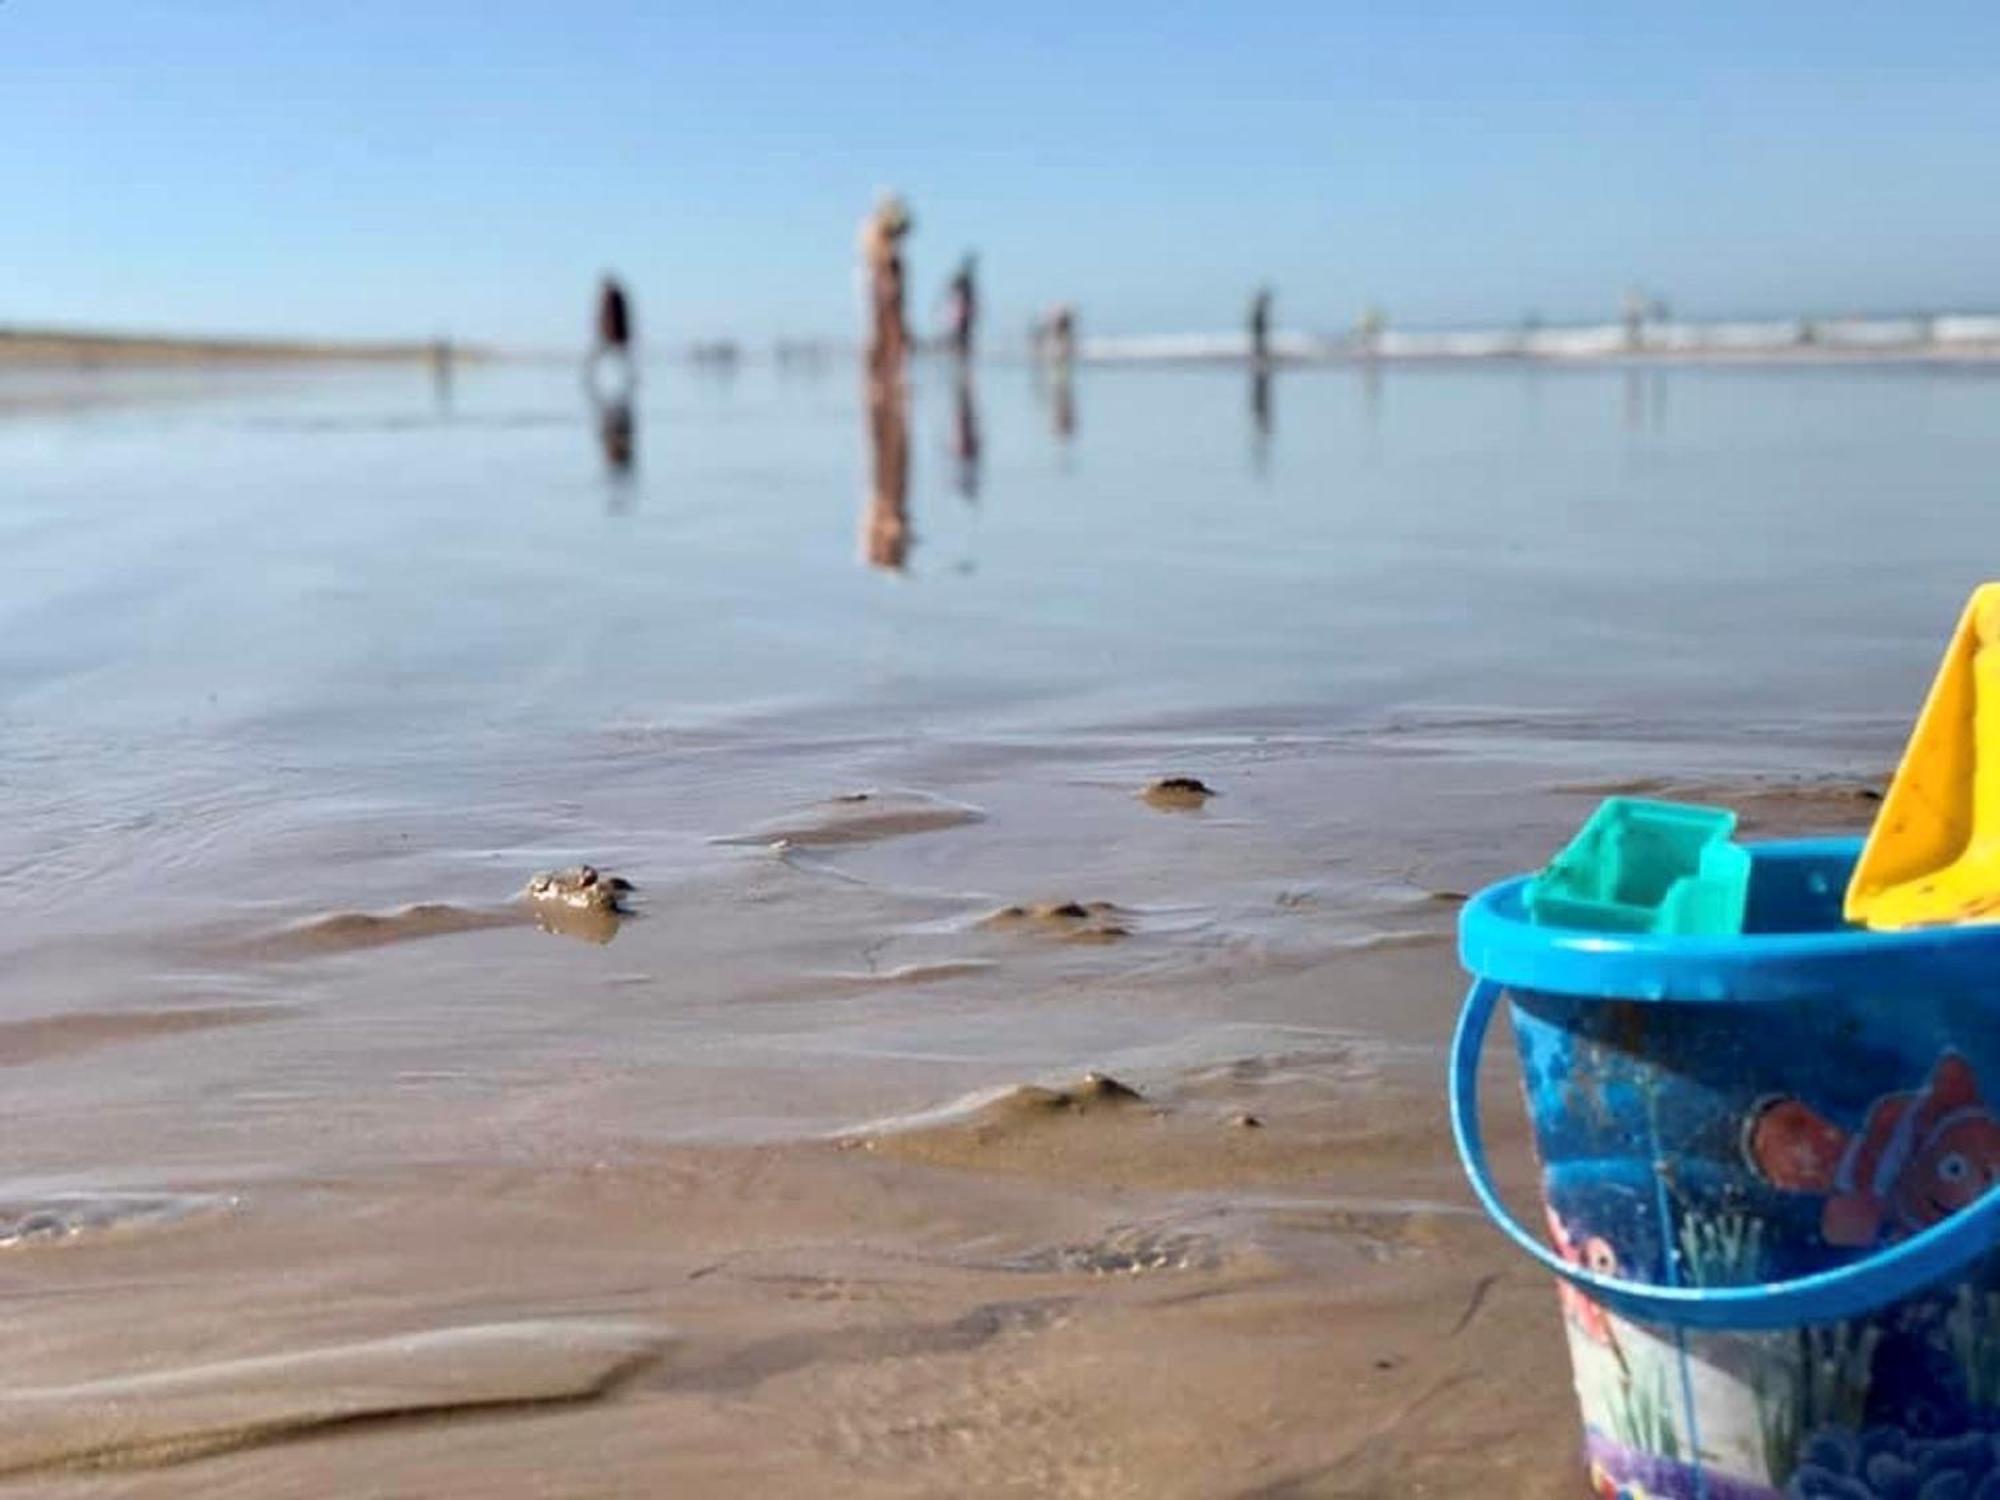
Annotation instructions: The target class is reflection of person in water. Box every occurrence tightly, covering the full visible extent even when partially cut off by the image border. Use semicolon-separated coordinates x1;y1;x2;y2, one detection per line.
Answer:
1052;373;1075;442
596;395;636;477
951;362;981;501
429;336;453;411
943;254;977;360
859;194;913;390
861;379;911;570
1249;365;1273;478
588;274;638;397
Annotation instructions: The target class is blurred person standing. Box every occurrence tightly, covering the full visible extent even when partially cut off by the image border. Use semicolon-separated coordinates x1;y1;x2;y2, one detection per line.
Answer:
1248;285;1273;364
860;193;913;388
589;274;637;394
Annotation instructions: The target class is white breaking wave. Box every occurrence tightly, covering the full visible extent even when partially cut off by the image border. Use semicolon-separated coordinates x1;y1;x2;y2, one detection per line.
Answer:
1080;313;2000;364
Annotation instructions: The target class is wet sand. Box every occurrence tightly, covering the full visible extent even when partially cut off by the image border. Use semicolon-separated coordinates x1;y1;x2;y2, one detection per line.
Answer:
0;744;1885;1498
1;359;1953;1495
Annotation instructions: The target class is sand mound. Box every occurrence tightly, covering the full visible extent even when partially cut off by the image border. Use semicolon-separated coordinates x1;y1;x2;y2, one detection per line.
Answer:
0;1320;667;1477
713;790;985;848
237;903;518;960
977;901;1129;942
1141;776;1217;810
0;1005;291;1067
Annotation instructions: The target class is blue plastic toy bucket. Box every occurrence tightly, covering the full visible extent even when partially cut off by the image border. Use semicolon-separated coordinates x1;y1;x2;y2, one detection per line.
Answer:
1454;838;2000;1500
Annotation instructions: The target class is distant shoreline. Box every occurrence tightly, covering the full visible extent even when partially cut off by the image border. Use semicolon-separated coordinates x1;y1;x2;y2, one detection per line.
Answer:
1084;313;2000;368
0;327;476;366
13;316;2000;371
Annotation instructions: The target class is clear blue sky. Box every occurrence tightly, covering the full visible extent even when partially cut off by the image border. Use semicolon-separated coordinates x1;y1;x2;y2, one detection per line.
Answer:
6;2;1999;346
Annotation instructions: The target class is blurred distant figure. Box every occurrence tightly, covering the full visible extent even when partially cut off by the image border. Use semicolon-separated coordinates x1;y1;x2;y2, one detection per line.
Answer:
774;338;830;375
943;254;978;360
860;193;913;388
1622;287;1648;351
589;275;638;396
598;276;633;355
1028;305;1078;441
690;338;742;374
1248;286;1273;365
1038;303;1078;368
1355;304;1387;357
951;362;982;501
862;378;912;570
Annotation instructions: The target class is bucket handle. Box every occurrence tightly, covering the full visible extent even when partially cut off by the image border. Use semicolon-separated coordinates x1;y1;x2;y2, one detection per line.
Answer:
1451;977;2000;1331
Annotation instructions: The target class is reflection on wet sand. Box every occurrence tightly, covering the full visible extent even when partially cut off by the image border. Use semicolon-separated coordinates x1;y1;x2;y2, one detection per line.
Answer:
594;393;637;479
430;338;454;414
951;362;981;501
1250;365;1273;475
1048;374;1080;444
862;378;912;571
1359;359;1383;444
1621;368;1668;433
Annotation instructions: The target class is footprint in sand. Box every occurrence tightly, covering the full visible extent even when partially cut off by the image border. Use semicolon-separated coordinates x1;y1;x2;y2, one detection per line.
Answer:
997;1223;1225;1277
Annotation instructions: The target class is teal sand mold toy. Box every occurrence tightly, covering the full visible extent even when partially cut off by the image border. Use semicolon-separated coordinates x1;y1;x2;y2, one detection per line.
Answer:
1527;797;1751;937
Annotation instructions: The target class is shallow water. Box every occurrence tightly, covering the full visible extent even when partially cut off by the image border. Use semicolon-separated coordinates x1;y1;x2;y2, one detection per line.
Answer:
0;355;1971;1492
2;359;1964;1085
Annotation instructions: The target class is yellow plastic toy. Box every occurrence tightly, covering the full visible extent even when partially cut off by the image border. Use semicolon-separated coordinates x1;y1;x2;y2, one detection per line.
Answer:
1847;582;2000;929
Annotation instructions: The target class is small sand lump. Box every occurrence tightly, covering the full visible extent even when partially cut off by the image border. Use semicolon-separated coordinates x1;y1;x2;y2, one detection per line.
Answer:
1143;776;1217;809
979;901;1129;942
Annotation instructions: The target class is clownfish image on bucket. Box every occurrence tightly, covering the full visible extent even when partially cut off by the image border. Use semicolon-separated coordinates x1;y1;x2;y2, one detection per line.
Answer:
1746;1052;2000;1252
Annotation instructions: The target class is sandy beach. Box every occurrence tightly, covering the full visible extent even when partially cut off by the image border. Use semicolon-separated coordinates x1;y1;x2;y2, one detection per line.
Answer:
0;739;1885;1498
0;354;1966;1495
